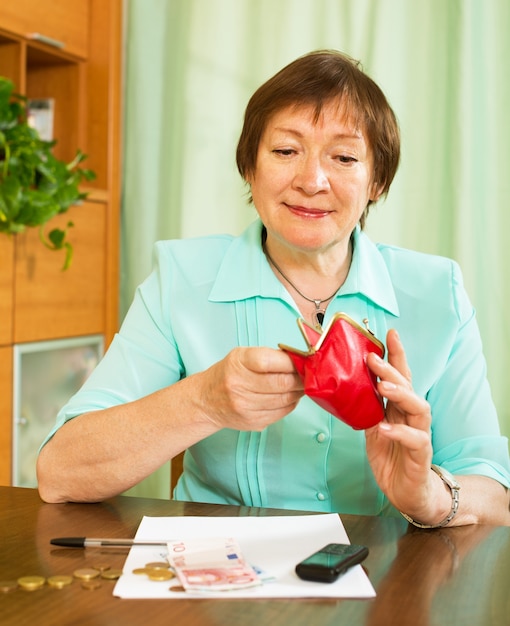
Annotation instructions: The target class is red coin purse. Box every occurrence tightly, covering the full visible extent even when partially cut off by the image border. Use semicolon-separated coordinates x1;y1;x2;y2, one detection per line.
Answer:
279;312;385;430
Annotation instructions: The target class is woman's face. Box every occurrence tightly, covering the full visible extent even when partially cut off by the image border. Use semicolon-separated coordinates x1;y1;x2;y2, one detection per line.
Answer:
249;100;381;256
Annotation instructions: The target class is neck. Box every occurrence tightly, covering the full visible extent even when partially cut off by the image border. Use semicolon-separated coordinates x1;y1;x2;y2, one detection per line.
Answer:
262;230;353;327
262;230;353;287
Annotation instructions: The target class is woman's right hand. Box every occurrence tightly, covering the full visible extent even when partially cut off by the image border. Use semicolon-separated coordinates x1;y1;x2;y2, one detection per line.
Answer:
37;346;304;504
195;346;304;431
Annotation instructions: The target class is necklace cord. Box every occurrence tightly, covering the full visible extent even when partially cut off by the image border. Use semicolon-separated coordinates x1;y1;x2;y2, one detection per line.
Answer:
263;245;343;327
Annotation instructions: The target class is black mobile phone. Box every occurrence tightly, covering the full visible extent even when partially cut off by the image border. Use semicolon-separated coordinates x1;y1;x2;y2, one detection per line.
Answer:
295;543;369;583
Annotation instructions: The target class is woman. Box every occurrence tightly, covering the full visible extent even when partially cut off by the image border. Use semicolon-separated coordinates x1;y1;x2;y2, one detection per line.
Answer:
37;50;510;527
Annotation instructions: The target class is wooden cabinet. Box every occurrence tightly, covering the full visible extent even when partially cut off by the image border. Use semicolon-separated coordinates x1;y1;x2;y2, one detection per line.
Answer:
0;238;14;346
0;0;89;59
0;0;122;485
0;347;13;483
14;200;107;342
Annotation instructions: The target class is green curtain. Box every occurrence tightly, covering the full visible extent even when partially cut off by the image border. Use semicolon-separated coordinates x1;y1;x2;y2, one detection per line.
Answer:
122;0;510;498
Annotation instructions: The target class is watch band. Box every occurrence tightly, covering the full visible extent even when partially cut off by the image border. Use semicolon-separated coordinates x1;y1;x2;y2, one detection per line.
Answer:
400;464;460;529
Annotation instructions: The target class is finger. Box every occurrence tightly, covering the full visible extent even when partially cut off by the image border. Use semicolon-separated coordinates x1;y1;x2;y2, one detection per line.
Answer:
224;349;304;405
379;380;430;414
366;351;409;388
386;329;412;382
377;421;432;459
247;353;304;394
378;377;432;435
241;346;302;375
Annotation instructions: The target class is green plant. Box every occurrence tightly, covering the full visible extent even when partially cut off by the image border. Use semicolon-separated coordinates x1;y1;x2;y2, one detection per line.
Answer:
0;77;95;269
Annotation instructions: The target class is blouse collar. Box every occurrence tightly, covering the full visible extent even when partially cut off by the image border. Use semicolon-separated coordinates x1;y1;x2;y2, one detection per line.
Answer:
209;219;400;317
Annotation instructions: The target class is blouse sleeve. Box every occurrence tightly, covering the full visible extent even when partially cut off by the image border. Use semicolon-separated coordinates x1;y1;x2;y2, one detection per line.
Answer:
40;242;183;446
427;261;510;487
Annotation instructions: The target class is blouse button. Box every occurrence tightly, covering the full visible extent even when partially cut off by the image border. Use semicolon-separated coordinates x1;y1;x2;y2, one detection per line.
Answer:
316;492;326;501
316;432;327;443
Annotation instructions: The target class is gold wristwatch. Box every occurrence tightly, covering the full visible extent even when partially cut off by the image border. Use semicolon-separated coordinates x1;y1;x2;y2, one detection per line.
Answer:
400;465;460;529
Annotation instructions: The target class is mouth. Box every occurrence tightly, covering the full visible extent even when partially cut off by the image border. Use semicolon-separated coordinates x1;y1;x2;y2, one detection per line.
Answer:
285;203;331;218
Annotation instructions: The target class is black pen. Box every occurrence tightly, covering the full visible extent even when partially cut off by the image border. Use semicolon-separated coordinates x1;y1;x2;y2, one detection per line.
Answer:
50;537;169;548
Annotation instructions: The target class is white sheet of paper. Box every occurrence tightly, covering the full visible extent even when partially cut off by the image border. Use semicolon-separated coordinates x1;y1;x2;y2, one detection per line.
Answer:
113;514;376;599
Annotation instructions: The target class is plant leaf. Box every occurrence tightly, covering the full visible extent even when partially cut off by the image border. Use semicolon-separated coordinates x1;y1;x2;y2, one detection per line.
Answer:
0;76;96;268
39;221;75;270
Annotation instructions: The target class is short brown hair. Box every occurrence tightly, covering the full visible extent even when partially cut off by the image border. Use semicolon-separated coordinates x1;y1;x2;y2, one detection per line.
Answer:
236;50;400;227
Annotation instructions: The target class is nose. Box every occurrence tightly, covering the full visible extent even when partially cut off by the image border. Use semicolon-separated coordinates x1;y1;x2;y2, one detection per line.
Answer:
293;156;331;194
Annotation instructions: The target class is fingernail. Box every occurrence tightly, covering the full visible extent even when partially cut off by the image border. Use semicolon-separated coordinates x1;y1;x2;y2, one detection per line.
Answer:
379;421;392;431
381;381;397;391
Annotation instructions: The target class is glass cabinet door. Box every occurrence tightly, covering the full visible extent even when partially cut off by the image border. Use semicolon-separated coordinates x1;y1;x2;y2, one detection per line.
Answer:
13;335;103;487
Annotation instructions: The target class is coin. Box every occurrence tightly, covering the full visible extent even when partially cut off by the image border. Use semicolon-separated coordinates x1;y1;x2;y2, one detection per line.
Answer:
81;579;102;591
47;575;73;589
145;562;170;570
169;585;186;592
17;575;46;591
132;567;150;575
148;570;174;582
0;580;18;593
91;563;111;573
100;568;123;580
73;568;101;581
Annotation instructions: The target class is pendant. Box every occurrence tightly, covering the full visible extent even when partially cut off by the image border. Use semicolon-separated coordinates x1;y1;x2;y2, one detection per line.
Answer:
313;309;325;328
312;300;325;328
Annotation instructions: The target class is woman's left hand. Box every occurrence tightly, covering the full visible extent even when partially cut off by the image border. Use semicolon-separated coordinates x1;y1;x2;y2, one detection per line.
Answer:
365;329;451;525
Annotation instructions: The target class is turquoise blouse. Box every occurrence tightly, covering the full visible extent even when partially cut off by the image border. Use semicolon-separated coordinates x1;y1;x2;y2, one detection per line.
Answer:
42;220;510;515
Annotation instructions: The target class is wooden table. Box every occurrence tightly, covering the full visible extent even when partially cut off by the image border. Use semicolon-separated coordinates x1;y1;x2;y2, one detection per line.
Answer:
1;486;509;625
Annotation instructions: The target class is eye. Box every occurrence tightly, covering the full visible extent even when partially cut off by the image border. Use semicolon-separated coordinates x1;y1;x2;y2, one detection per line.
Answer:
272;148;296;157
336;155;358;164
